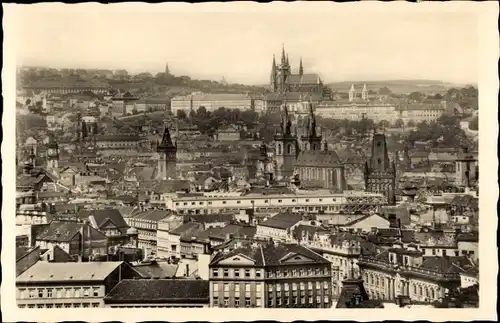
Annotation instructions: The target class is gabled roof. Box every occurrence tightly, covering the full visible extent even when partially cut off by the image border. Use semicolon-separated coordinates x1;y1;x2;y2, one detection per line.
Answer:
77;209;129;234
132;262;178;279
104;279;209;304
17;261;126;283
210;242;329;267
420;256;476;274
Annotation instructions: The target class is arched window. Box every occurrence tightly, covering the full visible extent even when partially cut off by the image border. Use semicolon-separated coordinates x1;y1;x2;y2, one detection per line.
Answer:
287;144;292;155
278;144;282;155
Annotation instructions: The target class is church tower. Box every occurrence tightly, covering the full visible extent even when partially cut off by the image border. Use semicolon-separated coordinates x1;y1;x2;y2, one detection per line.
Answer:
362;84;368;101
349;84;356;102
46;135;59;171
274;102;298;180
270;55;277;92
156;125;177;180
364;131;396;204
299;57;304;77
301;99;322;151
277;45;291;93
165;62;171;75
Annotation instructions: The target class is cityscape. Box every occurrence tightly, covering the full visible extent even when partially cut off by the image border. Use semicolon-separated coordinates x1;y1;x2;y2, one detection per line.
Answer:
10;6;482;312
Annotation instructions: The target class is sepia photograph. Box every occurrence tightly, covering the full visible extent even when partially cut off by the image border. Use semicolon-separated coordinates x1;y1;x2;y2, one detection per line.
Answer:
2;2;498;322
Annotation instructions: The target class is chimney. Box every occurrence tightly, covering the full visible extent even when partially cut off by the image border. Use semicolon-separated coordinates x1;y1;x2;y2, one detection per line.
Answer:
185;264;190;277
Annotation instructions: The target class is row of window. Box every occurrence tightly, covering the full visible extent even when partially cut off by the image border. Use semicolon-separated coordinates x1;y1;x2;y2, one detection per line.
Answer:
175;197;340;207
213;268;262;278
213;295;330;307
19;287;99;299
18;303;100;308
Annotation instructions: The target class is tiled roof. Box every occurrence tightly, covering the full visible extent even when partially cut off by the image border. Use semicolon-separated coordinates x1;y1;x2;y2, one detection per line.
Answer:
420;256;476;274
286;73;321;85
35;221;102;242
77;209;130;234
295;150;341;167
16;246;43;277
104;279;209;304
132;261;178;279
169;222;204;236
456;231;478;242
258;212;303;230
17;261;125;283
450;195;478;209
130;209;171;222
210;242;329;267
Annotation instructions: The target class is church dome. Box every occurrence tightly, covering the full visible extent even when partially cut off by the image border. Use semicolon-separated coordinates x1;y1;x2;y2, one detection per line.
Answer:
126;227;138;235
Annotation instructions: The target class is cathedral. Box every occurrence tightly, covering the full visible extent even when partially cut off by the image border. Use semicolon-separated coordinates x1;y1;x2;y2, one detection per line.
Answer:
272;101;347;191
269;46;324;94
364;131;396;204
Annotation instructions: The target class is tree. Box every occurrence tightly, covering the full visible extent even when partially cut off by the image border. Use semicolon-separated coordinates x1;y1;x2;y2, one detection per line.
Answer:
378;120;391;129
407;120;416;127
394;119;405;128
408;92;425;102
176;109;187;120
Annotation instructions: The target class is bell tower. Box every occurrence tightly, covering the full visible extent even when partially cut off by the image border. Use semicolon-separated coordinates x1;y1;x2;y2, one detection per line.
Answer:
156;125;177;180
274;102;298;180
364;131;396;204
301;99;322;151
46;135;59;171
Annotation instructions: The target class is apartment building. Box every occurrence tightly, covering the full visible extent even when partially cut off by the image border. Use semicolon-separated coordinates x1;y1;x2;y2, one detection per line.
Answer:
357;242;477;303
171;93;253;115
209;242;332;308
315;101;397;123
16;261;140;308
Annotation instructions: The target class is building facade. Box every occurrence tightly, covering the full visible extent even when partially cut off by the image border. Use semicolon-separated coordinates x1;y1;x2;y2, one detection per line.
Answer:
209;242;333;308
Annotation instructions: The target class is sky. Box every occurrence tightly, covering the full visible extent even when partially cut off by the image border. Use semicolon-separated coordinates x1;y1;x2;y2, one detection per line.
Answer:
11;3;479;85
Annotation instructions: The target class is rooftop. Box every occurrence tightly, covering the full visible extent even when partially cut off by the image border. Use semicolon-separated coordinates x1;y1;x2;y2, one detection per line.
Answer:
104;279;209;304
17;261;125;283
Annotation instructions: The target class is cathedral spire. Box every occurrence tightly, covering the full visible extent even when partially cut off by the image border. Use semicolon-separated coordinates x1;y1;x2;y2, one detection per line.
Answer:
165;62;170;75
299;57;304;77
281;44;286;64
157;125;176;151
270;54;277;89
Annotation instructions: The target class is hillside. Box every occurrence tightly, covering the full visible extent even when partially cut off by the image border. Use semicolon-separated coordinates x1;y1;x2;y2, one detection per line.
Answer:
326;80;472;95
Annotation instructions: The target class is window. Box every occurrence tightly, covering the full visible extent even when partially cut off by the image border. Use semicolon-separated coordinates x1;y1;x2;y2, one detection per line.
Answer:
285;298;290;305
256;270;261;278
55;304;62;308
213;269;219;277
278;199;282;203
292;269;297;276
324;296;329;303
83;288;90;297
316;296;321;303
256;285;262;293
308;268;313;276
256;298;262;307
277;298;282;306
222;201;227;205
47;289;53;298
223;298;229;306
223;284;229;292
324;281;329;289
301;296;305;304
45;304;53;309
235;299;240;307
93;288;99;297
293;296;298;304
268;298;274;307
300;282;305;290
315;268;320;275
235;284;240;294
306;199;310;202
234;269;240;277
283;269;288;277
316;282;320;289
38;289;44;298
292;283;297;291
74;288;80;298
442;249;447;256
308;282;313;290
245;284;251;292
284;283;289;291
74;303;81;308
432;249;436;255
276;284;281;292
268;284;274;292
223;269;229;277
92;303;99;308
245;298;251;307
237;201;241;204
245;269;251;277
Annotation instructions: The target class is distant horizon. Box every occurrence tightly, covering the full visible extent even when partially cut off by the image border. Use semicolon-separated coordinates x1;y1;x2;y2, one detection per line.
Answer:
17;64;477;88
13;6;478;86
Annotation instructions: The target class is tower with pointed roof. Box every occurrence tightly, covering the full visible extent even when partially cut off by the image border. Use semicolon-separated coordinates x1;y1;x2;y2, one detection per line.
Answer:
270;55;278;92
362;84;368;101
165;62;171;76
299;57;304;77
46;134;59;170
364;131;396;204
273;101;298;179
301;99;322;151
349;84;356;102
156;125;177;180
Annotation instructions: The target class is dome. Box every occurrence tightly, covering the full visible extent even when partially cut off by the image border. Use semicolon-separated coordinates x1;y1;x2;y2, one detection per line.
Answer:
126;227;138;235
